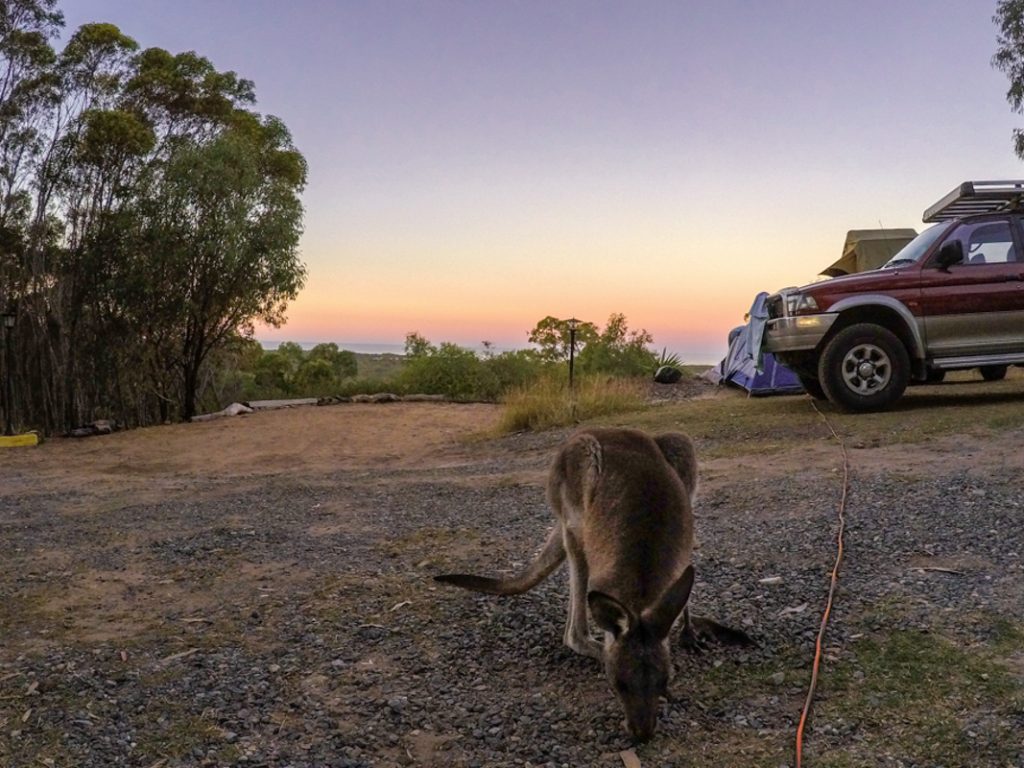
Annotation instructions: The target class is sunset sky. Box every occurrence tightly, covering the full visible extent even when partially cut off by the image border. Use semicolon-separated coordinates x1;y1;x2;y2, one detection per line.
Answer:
68;1;1022;362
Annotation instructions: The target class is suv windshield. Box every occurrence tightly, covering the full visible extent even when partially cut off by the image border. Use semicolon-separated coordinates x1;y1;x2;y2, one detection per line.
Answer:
880;223;953;268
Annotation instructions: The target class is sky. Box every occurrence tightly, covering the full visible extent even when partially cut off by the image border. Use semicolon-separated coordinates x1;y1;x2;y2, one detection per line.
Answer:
65;1;1023;362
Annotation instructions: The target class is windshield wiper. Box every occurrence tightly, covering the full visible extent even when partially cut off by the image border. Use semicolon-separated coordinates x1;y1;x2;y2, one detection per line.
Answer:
883;258;916;268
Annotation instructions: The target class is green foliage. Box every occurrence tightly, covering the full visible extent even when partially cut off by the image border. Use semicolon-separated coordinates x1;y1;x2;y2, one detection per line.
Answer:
253;351;291;394
484;349;543;394
394;337;547;401
0;3;308;430
204;317;665;408
576;312;659;377
275;342;305;375
527;315;598;362
294;358;336;396
993;1;1024;158
656;347;685;370
202;341;375;403
307;342;357;379
397;342;489;400
526;313;659;377
404;331;435;358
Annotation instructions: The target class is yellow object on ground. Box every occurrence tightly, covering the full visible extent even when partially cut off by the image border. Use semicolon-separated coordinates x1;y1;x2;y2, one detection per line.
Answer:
0;433;39;448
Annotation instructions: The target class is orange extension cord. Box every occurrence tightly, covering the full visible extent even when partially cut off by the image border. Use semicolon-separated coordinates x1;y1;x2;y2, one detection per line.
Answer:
795;402;850;768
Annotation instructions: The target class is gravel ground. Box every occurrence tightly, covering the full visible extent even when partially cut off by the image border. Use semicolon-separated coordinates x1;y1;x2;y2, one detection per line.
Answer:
2;402;1023;767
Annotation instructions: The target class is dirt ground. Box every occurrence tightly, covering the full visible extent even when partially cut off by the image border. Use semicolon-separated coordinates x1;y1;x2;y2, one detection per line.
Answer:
3;383;1024;767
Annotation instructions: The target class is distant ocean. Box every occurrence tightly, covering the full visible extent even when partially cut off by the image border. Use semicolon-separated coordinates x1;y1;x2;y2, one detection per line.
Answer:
256;340;515;355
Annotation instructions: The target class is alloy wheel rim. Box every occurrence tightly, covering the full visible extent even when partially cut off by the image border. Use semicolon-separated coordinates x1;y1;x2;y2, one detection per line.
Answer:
840;343;891;395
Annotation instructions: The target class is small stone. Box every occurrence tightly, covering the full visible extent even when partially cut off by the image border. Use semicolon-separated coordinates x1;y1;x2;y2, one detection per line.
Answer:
387;696;408;713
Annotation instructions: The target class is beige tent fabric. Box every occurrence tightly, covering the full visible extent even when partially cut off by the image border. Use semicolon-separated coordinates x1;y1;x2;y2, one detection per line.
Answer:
821;229;917;276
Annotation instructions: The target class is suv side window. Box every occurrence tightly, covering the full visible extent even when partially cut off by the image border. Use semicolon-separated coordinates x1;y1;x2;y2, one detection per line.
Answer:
942;219;1018;265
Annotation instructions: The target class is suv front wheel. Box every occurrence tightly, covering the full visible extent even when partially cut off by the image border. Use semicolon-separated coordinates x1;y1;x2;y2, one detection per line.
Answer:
818;323;910;411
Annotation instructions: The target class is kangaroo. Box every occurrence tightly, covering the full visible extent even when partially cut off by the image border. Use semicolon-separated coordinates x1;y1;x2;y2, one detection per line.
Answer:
436;427;744;741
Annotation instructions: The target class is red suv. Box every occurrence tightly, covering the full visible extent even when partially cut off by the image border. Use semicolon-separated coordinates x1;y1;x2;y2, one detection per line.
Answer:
764;180;1024;411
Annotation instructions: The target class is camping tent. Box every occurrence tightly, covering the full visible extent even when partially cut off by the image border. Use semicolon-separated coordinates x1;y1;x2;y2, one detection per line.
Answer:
704;293;804;396
820;229;917;277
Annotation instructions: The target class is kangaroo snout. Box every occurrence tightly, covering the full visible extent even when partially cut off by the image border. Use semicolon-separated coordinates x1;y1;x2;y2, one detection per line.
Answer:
625;713;658;743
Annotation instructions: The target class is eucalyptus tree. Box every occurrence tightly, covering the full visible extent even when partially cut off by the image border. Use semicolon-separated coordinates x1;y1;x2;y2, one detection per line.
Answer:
127;113;306;420
0;0;62;233
1;1;307;432
994;0;1024;158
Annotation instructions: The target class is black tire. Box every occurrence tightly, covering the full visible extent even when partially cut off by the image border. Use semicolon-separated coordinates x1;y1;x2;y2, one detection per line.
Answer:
797;374;827;400
818;323;910;412
979;364;1008;381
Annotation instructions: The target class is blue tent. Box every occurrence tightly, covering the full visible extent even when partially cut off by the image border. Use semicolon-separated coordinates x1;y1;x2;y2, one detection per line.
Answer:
704;293;804;396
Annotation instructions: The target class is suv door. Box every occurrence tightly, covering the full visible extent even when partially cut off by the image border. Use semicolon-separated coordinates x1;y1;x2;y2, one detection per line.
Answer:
918;217;1024;357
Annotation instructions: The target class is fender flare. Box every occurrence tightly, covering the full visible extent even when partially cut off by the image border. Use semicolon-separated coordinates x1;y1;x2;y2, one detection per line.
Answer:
827;295;925;361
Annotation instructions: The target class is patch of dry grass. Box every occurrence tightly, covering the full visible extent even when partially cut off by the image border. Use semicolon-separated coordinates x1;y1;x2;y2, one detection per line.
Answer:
496;374;648;433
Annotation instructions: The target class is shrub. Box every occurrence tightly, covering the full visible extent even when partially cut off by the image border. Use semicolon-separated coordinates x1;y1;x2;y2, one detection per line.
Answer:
294;358;337;396
253;351;293;395
397;342;489;400
307;343;357;379
481;350;544;398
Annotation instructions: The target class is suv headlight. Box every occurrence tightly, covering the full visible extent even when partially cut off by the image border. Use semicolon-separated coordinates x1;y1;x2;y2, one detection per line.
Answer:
785;293;818;315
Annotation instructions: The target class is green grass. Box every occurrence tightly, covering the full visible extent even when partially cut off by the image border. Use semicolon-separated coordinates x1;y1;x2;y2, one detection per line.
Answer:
811;628;1022;766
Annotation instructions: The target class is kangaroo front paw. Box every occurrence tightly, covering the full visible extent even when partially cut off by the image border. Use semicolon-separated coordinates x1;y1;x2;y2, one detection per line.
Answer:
679;625;707;654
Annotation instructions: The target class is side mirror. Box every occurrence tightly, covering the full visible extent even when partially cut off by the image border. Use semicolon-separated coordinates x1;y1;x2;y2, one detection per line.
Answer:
935;240;964;269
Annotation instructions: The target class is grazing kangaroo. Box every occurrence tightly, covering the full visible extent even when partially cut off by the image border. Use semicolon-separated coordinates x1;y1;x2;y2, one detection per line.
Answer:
436;427;748;741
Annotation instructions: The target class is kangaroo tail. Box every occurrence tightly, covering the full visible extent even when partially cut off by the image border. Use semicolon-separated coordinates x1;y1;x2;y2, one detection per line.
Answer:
434;526;565;596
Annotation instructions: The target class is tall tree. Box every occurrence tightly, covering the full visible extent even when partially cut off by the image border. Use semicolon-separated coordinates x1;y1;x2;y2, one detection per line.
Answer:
994;0;1024;158
0;3;307;432
527;315;598;363
127;114;306;420
0;0;62;232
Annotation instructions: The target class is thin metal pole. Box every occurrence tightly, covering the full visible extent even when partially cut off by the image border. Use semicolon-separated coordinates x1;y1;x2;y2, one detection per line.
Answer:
568;325;576;391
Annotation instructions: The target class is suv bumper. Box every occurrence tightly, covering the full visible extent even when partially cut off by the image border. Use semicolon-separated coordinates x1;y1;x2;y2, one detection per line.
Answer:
764;313;839;352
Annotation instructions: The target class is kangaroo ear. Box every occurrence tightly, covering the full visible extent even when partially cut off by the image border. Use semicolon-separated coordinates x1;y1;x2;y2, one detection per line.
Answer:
642;565;695;639
588;591;636;638
654;433;698;499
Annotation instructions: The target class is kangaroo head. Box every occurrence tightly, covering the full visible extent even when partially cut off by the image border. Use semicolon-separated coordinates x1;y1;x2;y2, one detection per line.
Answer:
588;565;695;742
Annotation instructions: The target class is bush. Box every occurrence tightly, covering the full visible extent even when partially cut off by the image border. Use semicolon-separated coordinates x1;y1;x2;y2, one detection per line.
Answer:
481;350;544;398
497;374;648;433
397;342;490;400
294;358;337;396
397;341;546;401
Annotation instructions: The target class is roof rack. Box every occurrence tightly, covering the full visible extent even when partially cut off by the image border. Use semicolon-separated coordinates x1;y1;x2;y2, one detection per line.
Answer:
923;180;1024;223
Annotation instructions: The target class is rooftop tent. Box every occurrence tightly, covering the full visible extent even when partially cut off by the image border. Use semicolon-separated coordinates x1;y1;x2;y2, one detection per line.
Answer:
820;229;917;277
704;293;804;396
